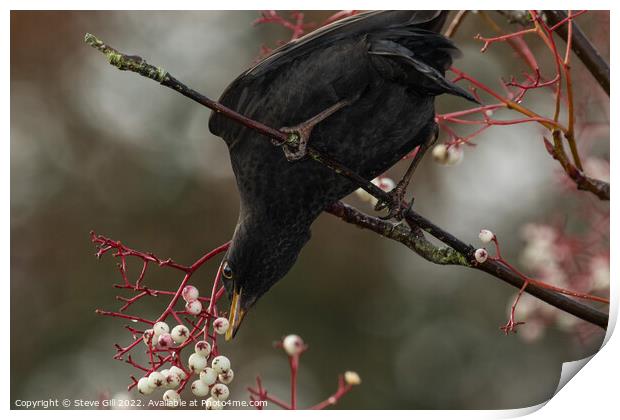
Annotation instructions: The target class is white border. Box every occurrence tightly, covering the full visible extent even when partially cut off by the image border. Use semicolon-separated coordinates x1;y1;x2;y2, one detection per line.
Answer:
5;2;617;419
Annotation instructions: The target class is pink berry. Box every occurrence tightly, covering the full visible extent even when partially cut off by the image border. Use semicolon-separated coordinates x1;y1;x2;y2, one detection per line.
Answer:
475;248;489;263
157;333;174;349
182;285;199;302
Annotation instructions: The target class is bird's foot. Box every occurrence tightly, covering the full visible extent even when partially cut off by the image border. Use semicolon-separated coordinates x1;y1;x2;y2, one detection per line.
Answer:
275;127;310;161
374;186;413;221
274;98;356;162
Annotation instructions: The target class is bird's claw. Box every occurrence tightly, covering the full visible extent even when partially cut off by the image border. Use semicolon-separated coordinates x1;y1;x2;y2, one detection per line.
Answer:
374;187;413;221
275;97;358;162
273;127;310;161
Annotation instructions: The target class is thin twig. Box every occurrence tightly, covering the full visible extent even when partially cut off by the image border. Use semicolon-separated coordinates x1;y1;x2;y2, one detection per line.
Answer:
443;10;469;38
464;12;610;201
543;10;610;96
543;137;610;200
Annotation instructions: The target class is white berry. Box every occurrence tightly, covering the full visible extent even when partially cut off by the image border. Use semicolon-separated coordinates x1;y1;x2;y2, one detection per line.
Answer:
171;325;190;344
148;371;165;388
153;321;170;336
282;334;304;356
446;146;463;165
164;371;181;388
475;248;489;263
205;397;223;410
169;365;187;381
163;389;181;405
188;353;208;373
191;379;210;397
185;299;203;315
200;367;218;385
137;377;154;395
218;369;234;384
213;317;230;335
432;144;449;164
194;340;212;357
211;355;231;374
479;229;495;244
210;383;230;401
344;371;361;385
373;176;396;192
182;285;199;302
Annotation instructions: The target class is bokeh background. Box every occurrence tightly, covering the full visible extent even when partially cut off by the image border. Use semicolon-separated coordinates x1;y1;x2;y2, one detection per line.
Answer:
11;11;610;409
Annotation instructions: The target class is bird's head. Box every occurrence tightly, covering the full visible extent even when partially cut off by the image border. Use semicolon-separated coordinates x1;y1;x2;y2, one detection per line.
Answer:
220;217;311;340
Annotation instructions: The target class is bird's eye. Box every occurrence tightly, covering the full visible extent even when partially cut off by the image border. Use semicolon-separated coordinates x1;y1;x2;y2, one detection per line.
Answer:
222;261;233;279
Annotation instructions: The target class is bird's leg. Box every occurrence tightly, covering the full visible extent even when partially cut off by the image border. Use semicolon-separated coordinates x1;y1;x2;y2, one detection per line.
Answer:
275;97;356;161
375;125;439;221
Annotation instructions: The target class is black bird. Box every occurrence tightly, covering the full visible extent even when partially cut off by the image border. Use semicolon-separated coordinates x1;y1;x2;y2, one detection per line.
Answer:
208;10;476;339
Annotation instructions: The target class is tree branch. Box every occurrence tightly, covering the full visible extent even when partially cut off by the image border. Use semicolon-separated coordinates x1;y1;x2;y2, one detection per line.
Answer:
84;33;608;330
544;136;610;200
328;202;608;329
327;202;470;266
543;10;609;96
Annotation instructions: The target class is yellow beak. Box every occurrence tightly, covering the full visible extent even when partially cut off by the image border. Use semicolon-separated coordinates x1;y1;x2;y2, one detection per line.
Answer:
225;288;247;341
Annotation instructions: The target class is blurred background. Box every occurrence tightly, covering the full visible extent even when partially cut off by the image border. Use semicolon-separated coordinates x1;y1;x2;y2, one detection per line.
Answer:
11;11;609;409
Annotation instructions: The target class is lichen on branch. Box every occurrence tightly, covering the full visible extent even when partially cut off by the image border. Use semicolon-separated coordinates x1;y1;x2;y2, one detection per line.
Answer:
84;33;169;83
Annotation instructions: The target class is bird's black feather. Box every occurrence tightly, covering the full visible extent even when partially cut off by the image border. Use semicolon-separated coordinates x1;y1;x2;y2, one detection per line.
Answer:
368;36;478;102
208;11;474;322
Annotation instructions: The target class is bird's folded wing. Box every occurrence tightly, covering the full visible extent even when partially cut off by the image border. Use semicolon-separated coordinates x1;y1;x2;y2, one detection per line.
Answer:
245;11;443;78
209;11;476;142
367;35;478;103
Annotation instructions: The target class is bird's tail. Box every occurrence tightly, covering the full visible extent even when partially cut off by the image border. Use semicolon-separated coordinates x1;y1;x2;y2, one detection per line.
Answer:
367;14;479;103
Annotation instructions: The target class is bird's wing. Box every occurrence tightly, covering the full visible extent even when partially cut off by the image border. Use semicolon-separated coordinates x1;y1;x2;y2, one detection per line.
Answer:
209;10;447;141
209;11;475;141
244;11;444;78
367;34;479;103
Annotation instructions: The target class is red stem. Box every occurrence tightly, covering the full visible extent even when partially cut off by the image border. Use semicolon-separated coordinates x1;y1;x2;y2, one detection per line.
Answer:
289;355;299;409
310;375;353;410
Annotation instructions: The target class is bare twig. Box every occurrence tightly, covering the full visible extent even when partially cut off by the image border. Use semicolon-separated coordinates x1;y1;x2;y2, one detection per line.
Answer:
544;137;610;200
543;10;610;95
463;11;610;201
444;10;469;38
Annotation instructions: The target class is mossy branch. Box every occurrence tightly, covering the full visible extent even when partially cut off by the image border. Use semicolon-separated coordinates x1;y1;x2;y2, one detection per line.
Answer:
327;202;470;267
84;33;169;83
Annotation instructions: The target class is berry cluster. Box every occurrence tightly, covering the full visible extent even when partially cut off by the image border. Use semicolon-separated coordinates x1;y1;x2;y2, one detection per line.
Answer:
136;316;234;409
91;232;234;409
92;233;363;410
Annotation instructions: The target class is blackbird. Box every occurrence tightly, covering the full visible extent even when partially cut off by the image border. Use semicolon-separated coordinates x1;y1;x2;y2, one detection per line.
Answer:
208;10;477;339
